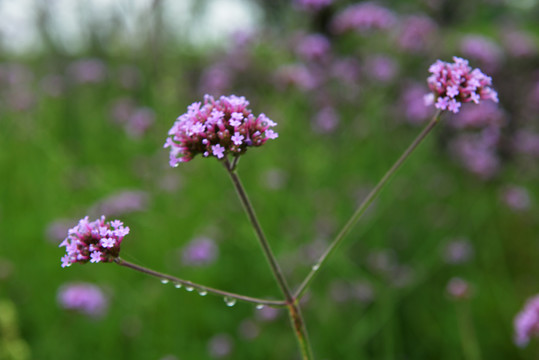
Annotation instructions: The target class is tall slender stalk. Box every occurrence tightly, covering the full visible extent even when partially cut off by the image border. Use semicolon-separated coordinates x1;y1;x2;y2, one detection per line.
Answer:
223;158;314;360
295;110;442;299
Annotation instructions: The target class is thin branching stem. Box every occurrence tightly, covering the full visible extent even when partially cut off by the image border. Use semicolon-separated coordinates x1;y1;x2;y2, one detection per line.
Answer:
294;110;442;300
115;258;287;307
223;158;314;360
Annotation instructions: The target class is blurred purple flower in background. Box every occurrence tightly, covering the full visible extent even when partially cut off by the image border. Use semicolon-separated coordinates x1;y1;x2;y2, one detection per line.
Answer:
332;2;396;34
181;237;219;267
330;57;361;85
67;58;107;84
199;64;233;96
460;35;503;73
275;64;320;91
238;319;260;340
208;333;234;358
295;33;331;62
365;55;398;83
396;15;437;53
255;305;280;322
295;0;333;12
312;106;339;133
449;101;505;129
446;277;472;300
57;282;108;318
500;185;532;212
397;15;438;52
399;83;433;125
450;129;500;179
110;97;137;124
514;294;539;347
513;130;539;158
502;30;538;58
125;107;155;139
46;218;77;243
442;238;474;264
90;190;149;217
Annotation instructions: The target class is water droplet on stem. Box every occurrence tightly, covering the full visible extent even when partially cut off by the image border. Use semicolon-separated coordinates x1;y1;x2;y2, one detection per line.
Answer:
185;286;194;292
161;279;169;284
255;304;264;310
224;297;237;307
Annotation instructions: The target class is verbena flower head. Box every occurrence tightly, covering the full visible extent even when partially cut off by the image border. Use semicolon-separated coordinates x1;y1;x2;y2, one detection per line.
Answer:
514;294;539;347
424;56;498;114
59;216;129;267
164;95;278;166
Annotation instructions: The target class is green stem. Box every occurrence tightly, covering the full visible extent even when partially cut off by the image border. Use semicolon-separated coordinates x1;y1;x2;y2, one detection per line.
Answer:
294;110;442;299
224;159;293;302
223;159;314;360
114;258;286;307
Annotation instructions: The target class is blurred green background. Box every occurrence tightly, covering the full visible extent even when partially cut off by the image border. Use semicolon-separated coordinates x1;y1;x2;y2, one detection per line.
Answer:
1;0;538;359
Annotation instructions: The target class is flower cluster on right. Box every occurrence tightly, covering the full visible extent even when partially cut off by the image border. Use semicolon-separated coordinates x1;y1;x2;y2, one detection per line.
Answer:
425;56;498;113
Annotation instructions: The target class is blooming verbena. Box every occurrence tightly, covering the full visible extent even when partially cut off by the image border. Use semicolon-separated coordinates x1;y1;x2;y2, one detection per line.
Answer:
424;57;498;114
164;95;278;166
514;294;539;347
59;216;129;267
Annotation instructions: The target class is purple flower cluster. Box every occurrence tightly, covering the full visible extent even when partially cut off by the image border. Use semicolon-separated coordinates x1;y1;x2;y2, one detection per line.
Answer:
164;95;278;166
57;282;108;317
332;3;396;34
59;216;129;268
514;294;539;347
425;57;498;114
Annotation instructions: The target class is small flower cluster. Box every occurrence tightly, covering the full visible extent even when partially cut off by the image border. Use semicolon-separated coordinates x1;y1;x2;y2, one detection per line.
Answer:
59;216;129;267
425;57;498;114
164;95;278;166
514;294;539;347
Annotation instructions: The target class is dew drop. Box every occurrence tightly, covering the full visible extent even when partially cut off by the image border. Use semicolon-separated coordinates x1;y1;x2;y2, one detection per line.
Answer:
161;279;169;284
312;264;320;271
174;283;182;289
185;286;194;292
173;163;179;168
224;297;237;307
198;289;208;296
255;304;265;310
